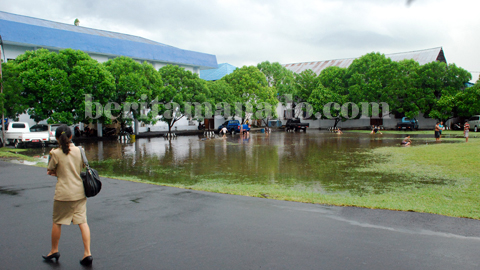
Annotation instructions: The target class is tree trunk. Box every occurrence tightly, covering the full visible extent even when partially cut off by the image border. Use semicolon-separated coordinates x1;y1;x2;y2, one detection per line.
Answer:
333;118;341;128
168;118;174;134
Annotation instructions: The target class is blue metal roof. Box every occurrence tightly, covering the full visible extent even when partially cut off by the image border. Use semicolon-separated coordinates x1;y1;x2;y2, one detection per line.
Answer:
0;11;217;69
200;63;237;81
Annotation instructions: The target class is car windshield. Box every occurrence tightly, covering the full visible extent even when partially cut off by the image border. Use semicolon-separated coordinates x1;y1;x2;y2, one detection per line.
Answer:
51;125;60;131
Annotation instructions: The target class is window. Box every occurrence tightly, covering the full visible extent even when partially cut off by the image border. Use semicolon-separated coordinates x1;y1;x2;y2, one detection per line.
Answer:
30;124;48;132
12;123;26;129
468;116;480;121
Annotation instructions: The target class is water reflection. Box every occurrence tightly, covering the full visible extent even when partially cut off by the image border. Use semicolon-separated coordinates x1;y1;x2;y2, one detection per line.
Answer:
22;131;447;195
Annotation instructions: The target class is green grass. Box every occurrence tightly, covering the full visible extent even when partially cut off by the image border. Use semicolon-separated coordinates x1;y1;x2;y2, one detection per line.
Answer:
349;129;470;136
0;147;37;161
345;139;480;218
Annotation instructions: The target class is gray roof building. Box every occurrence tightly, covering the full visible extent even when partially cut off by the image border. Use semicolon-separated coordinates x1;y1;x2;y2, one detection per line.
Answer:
283;47;446;75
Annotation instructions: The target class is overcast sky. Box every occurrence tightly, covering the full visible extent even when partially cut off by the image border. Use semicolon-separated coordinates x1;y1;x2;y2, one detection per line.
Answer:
2;0;479;73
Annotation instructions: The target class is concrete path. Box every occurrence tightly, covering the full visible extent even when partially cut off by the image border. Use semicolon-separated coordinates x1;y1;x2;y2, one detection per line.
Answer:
1;160;479;270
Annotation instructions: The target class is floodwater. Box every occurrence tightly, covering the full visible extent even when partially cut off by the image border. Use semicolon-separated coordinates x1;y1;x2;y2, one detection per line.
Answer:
19;131;447;195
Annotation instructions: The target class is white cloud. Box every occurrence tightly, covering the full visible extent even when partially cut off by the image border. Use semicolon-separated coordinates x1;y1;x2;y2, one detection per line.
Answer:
2;0;479;71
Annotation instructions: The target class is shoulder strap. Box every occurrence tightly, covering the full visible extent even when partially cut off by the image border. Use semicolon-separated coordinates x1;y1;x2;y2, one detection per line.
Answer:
78;146;90;168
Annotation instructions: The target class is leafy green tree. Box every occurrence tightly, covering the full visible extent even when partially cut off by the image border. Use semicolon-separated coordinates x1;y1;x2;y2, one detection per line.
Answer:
312;66;351;126
14;48;115;125
389;60;422;118
158;65;210;133
257;61;295;98
345;53;432;122
0;61;28;120
103;57;164;126
308;84;346;128
253;85;279;125
346;53;398;110
415;61;450;118
318;66;348;97
424;63;471;122
222;65;278;124
257;62;319;120
455;82;480;117
207;80;236;120
286;69;319;118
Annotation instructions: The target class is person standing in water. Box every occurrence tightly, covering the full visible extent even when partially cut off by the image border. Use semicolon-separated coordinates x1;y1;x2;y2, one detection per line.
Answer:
464;120;470;142
434;122;441;142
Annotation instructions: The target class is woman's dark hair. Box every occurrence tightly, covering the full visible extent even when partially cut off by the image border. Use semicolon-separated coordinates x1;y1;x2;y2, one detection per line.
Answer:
55;124;72;155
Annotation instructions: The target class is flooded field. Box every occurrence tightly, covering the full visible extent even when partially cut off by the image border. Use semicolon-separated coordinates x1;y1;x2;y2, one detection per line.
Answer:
18;130;450;195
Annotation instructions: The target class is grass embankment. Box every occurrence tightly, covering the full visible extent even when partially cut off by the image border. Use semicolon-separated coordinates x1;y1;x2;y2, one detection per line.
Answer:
110;139;480;219
345;139;480;218
352;129;468;136
0;147;37;162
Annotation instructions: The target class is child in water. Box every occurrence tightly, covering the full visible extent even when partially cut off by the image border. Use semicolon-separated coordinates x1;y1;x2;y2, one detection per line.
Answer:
401;135;411;146
370;125;382;135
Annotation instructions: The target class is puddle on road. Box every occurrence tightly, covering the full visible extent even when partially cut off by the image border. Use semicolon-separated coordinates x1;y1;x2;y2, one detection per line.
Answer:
18;131;450;195
0;187;20;196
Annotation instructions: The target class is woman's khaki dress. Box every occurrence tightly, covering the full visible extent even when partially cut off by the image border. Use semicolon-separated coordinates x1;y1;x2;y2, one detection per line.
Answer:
47;143;86;225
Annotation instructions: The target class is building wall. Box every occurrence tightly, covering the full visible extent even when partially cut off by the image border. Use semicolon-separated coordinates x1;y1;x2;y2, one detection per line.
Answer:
274;103;439;130
4;44;202;76
88;53;109;63
4;44;35;61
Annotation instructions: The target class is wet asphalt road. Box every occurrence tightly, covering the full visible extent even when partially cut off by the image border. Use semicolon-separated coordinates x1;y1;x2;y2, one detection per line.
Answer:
1;161;480;270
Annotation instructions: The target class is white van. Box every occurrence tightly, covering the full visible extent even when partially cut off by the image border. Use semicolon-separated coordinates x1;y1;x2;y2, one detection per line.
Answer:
467;115;480;132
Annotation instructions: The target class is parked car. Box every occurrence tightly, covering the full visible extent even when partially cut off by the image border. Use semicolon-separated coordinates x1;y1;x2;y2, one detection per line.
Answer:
467;115;480;132
396;117;418;130
217;120;251;134
2;122;49;148
30;124;61;144
285;119;309;132
48;124;62;142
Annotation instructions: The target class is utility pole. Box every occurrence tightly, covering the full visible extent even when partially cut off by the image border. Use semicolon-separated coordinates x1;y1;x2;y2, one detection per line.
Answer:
0;35;5;147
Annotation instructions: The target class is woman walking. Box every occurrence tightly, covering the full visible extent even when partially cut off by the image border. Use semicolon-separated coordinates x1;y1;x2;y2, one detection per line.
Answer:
43;125;93;266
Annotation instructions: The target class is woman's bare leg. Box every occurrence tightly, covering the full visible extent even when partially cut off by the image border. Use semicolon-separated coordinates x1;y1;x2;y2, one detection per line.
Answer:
49;223;62;255
78;223;91;258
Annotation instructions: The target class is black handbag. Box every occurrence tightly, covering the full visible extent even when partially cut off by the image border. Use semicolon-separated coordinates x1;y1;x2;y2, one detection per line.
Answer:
78;146;102;197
